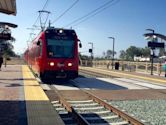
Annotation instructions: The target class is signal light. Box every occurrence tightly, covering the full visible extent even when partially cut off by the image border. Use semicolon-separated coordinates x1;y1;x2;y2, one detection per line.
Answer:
89;49;92;53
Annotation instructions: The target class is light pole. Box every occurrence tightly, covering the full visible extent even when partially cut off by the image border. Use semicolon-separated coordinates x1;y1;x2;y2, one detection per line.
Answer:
108;37;115;69
146;29;155;75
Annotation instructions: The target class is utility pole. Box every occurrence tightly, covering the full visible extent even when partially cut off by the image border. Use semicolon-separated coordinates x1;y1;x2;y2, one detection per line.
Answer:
108;37;115;69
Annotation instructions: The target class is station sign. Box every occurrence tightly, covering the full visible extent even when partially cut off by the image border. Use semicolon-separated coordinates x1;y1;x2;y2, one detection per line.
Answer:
148;41;165;48
0;33;11;40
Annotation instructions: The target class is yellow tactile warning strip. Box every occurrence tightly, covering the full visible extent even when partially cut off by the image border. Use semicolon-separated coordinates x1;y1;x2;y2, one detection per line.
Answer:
22;65;64;125
80;67;166;84
22;65;48;101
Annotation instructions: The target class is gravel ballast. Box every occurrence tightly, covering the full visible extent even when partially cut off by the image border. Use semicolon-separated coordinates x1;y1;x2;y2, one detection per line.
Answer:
108;99;166;125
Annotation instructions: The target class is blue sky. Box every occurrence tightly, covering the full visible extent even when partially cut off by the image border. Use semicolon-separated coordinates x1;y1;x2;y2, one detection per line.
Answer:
0;0;166;57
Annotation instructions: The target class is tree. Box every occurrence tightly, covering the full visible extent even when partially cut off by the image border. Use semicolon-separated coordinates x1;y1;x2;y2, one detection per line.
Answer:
125;46;141;60
159;48;166;57
119;46;151;61
0;38;16;57
0;23;17;57
119;50;126;60
79;53;90;60
140;47;150;57
106;50;116;59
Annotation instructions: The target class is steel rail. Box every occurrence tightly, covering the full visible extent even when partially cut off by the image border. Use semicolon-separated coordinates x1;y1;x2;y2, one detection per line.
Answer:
49;85;90;125
85;90;144;125
71;80;145;125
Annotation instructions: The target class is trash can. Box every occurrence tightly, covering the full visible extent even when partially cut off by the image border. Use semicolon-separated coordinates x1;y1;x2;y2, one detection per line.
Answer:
115;62;119;70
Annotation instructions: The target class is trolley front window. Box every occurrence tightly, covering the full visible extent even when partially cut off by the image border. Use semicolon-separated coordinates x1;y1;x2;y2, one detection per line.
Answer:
46;39;74;58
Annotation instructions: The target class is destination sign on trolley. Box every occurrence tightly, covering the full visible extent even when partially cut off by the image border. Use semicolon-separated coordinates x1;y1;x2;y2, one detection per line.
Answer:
45;28;76;40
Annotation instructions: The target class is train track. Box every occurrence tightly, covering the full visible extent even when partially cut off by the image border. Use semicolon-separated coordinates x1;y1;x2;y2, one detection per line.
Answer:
30;66;166;125
43;81;145;125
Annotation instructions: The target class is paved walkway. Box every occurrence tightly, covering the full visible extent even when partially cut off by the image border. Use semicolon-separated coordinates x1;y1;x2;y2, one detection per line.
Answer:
0;65;64;125
0;65;26;125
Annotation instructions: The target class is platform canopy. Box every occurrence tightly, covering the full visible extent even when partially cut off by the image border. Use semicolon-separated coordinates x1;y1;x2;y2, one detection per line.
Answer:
0;0;16;15
144;33;166;41
0;22;17;28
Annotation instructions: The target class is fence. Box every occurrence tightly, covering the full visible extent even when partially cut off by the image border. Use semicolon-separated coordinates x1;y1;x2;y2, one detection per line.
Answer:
80;60;166;76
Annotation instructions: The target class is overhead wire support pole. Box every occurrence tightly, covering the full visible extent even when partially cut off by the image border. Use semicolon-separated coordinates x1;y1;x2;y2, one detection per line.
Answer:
27;27;36;35
29;33;36;41
26;28;37;43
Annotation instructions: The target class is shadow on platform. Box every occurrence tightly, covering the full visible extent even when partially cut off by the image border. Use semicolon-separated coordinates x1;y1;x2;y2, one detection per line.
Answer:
42;75;127;90
0;101;27;125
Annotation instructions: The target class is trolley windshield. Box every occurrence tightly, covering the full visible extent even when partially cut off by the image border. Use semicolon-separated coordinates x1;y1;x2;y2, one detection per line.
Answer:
45;28;76;58
46;39;74;58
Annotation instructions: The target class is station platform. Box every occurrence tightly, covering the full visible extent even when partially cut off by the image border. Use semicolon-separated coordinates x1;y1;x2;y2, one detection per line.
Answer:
0;65;64;125
80;66;166;84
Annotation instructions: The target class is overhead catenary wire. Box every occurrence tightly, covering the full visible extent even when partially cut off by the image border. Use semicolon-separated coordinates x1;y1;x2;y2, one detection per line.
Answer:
64;0;119;28
33;0;49;27
51;0;79;24
27;0;49;44
72;0;120;27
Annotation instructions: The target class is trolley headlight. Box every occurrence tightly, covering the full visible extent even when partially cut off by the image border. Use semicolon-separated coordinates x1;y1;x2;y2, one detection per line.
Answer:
59;29;63;33
68;63;72;67
49;62;55;66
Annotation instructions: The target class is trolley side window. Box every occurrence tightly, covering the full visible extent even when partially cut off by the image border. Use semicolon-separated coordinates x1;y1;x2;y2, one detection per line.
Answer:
36;40;43;57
